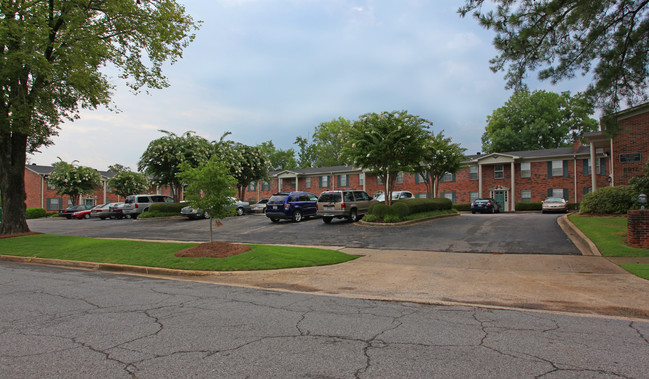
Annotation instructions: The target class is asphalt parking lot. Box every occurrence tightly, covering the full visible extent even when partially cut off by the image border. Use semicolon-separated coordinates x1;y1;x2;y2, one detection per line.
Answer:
28;212;581;255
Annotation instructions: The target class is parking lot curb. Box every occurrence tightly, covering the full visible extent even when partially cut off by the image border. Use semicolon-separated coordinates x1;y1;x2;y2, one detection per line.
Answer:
558;214;601;256
357;212;460;227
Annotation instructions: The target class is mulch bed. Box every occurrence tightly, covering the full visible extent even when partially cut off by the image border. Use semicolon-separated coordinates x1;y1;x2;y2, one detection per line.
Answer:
174;241;251;258
0;232;43;239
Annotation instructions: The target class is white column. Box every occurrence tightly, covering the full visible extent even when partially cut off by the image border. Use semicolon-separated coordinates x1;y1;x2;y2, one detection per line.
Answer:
478;164;483;197
510;161;515;212
590;143;597;192
295;175;299;191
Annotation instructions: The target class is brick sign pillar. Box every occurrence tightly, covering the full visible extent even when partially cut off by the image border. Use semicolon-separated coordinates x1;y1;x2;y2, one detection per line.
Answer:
627;210;649;248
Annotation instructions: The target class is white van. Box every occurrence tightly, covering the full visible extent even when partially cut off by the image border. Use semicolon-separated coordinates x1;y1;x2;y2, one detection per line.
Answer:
122;194;174;219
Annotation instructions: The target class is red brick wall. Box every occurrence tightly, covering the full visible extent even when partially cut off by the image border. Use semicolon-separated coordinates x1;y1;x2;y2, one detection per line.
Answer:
628;210;649;248
613;110;649;185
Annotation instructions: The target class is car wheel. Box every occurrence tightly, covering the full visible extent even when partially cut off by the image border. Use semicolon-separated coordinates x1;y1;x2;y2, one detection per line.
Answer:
292;210;303;222
236;207;244;216
323;216;333;224
100;217;106;220
471;211;476;214
348;209;358;222
270;218;279;223
66;215;72;219
83;213;90;219
131;214;138;220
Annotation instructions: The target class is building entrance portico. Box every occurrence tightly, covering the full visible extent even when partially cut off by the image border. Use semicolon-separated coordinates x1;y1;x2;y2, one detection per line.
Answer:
490;185;509;212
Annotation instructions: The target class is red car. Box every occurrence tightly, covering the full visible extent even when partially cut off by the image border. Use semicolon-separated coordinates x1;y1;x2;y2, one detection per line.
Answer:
72;204;103;219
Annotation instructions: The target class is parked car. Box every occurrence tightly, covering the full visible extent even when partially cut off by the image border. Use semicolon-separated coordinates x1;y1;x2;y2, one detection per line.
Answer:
250;198;269;213
542;197;568;213
72;204;104;219
265;192;318;223
180;197;251;219
59;204;92;219
91;202;124;220
122;194;174;219
471;198;501;214
317;190;376;223
374;190;414;202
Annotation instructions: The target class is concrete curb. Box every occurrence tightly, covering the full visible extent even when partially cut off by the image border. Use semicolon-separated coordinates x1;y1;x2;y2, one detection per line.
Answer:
357;212;460;227
558;214;602;256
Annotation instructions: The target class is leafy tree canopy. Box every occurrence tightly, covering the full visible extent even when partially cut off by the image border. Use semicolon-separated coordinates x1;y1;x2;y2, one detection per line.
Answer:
342;110;432;205
216;140;269;201
459;0;649;130
257;141;298;171
108;169;149;199
138;130;212;201
416;131;466;198
296;117;352;168
48;159;101;206
0;0;199;234
481;89;598;153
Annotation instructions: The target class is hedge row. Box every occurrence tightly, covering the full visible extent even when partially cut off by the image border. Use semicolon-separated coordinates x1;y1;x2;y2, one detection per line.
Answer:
368;198;452;221
146;202;186;214
580;185;637;214
26;208;48;219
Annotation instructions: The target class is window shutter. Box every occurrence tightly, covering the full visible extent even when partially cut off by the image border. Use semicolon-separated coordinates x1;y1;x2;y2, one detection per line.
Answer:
452;173;456;182
563;160;569;177
452;192;456;204
415;174;419;184
547;161;552;178
563;188;569;201
336;175;340;187
346;175;349;186
599;157;606;176
583;159;588;176
547;189;552;197
319;176;322;188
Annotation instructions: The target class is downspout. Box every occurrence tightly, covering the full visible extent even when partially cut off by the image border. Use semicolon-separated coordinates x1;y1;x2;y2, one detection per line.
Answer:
590;143;597;191
573;155;578;204
510;161;515;212
41;175;45;208
103;179;107;204
478;164;483;197
610;139;615;186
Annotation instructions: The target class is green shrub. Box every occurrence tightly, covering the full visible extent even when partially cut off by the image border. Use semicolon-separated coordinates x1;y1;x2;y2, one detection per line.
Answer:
391;202;409;219
26;208;47;219
368;202;391;218
383;214;402;223
579;186;636;214
362;214;379;222
516;202;542;211
453;203;471;211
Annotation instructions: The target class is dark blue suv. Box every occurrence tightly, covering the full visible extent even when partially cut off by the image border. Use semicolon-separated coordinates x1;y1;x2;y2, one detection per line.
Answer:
265;192;319;222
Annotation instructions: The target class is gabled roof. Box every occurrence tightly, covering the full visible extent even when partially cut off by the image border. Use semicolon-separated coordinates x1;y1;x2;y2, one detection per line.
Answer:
271;165;362;177
26;164;116;179
465;145;593;163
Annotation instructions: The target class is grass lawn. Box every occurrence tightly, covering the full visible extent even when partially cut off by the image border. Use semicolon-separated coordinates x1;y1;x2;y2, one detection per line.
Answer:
0;234;358;271
568;214;649;280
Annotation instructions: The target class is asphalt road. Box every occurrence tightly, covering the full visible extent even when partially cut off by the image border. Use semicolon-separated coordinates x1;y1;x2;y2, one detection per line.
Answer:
28;212;581;255
2;262;647;378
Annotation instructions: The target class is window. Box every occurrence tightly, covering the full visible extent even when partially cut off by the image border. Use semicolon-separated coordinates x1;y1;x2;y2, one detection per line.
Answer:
338;174;349;187
415;173;426;184
550;188;569;200
305;177;311;188
359;173;364;186
520;162;531;178
247;182;256;191
620;153;641;163
442;172;455;182
377;176;383;185
320;175;329;188
46;180;56;190
469;165;478;180
494;164;504;179
396;172;403;184
441;191;456;204
470;191;479;203
262;181;270;191
46;198;61;211
552;160;563;176
416;193;427;198
521;190;531;202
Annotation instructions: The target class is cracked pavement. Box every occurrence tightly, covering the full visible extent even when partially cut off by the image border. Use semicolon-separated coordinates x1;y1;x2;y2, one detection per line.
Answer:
1;262;648;378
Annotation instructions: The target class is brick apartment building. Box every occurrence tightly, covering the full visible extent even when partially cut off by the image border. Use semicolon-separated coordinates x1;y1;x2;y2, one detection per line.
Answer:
23;102;649;212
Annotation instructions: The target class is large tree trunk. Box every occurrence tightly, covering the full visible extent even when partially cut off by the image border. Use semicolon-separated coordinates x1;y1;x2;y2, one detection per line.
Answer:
0;131;30;235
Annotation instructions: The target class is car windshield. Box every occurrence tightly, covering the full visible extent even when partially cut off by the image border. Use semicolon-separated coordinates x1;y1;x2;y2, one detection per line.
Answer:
545;198;564;203
319;192;341;203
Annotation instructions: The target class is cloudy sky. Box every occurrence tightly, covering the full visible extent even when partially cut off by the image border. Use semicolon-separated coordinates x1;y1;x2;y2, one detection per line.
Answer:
28;0;592;171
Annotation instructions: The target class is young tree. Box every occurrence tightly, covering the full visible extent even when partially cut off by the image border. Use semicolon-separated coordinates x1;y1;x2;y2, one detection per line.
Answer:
342;111;432;206
108;170;149;199
416;131;466;198
294;136;318;169
177;158;237;242
459;0;649;125
138;131;212;201
0;1;199;234
481;90;598;154
48;160;101;206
